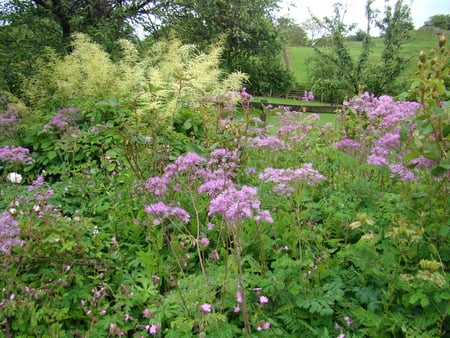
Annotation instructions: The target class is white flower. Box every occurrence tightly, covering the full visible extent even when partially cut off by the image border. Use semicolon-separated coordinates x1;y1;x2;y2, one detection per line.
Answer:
7;172;22;184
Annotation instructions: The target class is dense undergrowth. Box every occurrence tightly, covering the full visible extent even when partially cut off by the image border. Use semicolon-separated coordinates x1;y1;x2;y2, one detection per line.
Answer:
0;34;449;337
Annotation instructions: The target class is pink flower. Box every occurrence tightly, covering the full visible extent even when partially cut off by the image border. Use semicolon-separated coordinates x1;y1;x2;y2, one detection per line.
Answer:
236;290;243;303
146;324;159;335
142;308;153;318
210;250;220;260
201;303;212;313
256;321;270;331
259;296;269;304
234;305;241;313
199;237;210;247
344;316;353;326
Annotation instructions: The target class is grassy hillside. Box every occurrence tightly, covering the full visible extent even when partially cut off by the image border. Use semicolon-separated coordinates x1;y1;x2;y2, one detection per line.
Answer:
286;28;450;85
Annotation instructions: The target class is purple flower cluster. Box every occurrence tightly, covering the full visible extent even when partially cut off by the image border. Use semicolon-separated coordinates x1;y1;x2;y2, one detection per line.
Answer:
198;173;234;196
239;87;253;104
0;146;34;165
44;107;81;132
339;93;423;182
388;164;418;183
163;152;206;180
144;176;170;196
366;96;419;129
410;156;437;169
208;148;240;172
272;107;320;146
145;149;273;227
367;131;400;166
343;92;378;115
246;135;287;151
0;108;20;138
0;211;24;254
208;185;273;224
258;164;326;195
302;90;315;102
334;138;361;151
145;201;190;225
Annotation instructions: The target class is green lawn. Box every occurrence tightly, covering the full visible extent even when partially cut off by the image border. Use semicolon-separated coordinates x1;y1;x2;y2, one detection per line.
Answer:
286;28;450;85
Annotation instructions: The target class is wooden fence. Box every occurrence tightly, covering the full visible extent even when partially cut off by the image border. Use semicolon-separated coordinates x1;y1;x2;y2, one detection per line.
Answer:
249;101;341;114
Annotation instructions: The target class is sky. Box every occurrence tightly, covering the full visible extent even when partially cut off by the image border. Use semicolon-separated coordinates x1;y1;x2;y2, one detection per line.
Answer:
278;0;449;32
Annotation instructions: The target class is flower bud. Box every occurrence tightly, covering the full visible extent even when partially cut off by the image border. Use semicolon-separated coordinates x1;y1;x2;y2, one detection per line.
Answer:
438;34;446;48
419;50;426;63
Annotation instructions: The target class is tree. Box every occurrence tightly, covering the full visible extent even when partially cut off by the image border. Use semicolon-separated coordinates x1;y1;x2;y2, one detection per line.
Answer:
1;0;295;97
306;2;371;102
370;0;413;94
301;18;327;45
306;0;412;102
0;0;191;95
276;17;309;47
1;0;166;50
151;0;295;96
424;14;450;30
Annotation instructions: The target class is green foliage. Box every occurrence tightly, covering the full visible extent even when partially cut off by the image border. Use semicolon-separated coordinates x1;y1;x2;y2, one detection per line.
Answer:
154;0;293;96
306;2;373;102
401;35;450;177
0;5;64;95
370;0;413;95
277;17;310;47
306;0;414;101
424;14;450;30
1;24;449;338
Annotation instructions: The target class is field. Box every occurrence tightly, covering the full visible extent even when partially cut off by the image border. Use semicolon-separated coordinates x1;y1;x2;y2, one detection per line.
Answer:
286;28;450;85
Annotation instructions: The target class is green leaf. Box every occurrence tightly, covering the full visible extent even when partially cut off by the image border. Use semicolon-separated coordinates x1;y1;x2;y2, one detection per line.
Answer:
423;143;441;161
443;125;450;138
439;158;450;169
410;80;420;89
431;165;448;176
105;148;120;157
183;120;192;130
48;150;57;160
421;122;434;136
431;106;448;118
420;296;430;307
400;127;409;142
